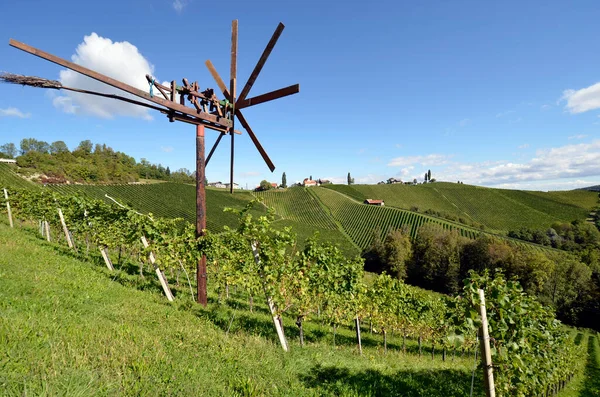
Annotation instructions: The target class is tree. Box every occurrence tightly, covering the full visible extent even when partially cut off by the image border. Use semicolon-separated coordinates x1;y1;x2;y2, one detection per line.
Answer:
166;166;171;176
362;228;385;272
49;141;69;154
310;175;312;181
0;142;16;158
427;169;431;181
20;138;49;155
75;140;93;154
383;228;412;280
282;172;287;188
347;172;352;185
413;178;417;184
424;172;428;183
409;223;461;294
258;180;272;191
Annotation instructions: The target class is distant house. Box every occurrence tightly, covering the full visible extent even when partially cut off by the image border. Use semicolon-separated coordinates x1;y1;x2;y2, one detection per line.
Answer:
208;181;227;188
271;182;278;188
387;177;402;184
364;199;384;206
318;179;331;185
224;183;240;190
0;159;16;164
303;178;318;187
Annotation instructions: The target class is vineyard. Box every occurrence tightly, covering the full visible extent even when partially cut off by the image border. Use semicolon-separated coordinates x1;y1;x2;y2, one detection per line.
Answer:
324;182;596;233
310;186;481;249
1;185;591;396
47;183;267;232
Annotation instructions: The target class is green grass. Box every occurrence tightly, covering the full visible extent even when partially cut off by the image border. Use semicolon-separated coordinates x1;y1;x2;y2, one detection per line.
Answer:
0;163;38;190
0;222;487;396
325;182;597;233
581;333;600;396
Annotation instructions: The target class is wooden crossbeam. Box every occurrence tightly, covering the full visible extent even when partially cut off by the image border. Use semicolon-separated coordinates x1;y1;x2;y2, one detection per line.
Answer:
9;39;231;129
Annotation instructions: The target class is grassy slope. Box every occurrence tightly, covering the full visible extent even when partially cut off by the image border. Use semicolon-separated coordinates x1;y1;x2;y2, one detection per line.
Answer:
0;223;486;396
0;163;39;190
325;183;597;233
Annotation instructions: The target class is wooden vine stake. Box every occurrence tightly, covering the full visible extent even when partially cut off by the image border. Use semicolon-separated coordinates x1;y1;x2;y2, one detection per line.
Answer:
355;316;363;355
478;288;496;397
100;247;114;271
140;235;174;301
251;243;289;352
44;220;51;242
3;188;13;227
57;208;74;249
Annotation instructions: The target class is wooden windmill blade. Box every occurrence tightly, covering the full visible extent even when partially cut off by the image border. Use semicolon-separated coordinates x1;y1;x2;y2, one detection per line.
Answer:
237;22;285;103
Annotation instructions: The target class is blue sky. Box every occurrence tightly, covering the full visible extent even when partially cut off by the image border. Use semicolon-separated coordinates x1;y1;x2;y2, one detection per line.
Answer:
1;0;600;190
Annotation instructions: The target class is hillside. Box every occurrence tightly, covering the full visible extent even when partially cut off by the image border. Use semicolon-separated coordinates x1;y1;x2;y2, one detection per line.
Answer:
324;182;597;233
0;163;39;190
0;222;489;396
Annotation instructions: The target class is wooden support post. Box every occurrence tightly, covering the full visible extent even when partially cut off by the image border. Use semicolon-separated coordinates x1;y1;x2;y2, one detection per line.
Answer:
100;246;114;271
355;316;363;355
44;220;51;241
3;188;13;228
57;208;74;249
478;288;496;397
196;124;208;306
251;243;289;352
141;235;175;302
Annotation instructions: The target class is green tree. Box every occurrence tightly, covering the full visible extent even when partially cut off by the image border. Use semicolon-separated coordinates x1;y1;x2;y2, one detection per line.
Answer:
362;228;385;272
383;228;412;280
424;172;427;183
347;172;352;185
75;140;93;155
49;141;69;154
282;172;287;188
427;169;431;181
0;142;16;158
259;180;272;191
409;223;462;294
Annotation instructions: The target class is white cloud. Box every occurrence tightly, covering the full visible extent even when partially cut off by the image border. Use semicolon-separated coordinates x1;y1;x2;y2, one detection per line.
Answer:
433;140;600;189
173;0;188;12
459;118;471;127
388;154;452;167
496;110;515;118
509;117;522;124
0;107;31;118
568;134;588;140
561;82;600;113
518;144;529;149
161;146;174;152
53;33;163;120
541;104;551;111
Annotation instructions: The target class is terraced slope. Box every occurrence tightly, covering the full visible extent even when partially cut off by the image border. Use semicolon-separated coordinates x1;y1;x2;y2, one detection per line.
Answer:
311;186;480;250
325;182;596;232
0;163;38;190
254;187;359;255
47;183;265;232
254;187;338;230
